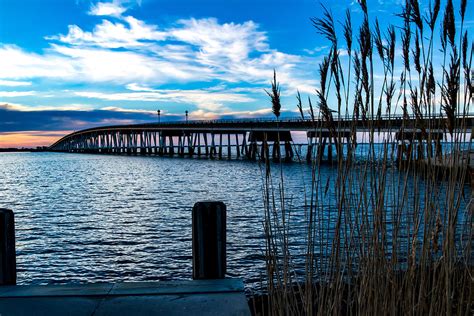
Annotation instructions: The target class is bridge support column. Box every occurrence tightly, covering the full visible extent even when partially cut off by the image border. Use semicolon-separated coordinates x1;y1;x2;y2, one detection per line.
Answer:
250;142;257;160
260;141;269;162
218;134;223;159
168;136;174;156
241;135;248;157
227;134;231;159
272;140;278;162
235;134;240;158
328;140;333;164
158;134;164;156
307;143;313;163
203;134;209;156
178;136;184;156
317;137;327;163
284;141;294;162
210;134;216;159
196;134;201;156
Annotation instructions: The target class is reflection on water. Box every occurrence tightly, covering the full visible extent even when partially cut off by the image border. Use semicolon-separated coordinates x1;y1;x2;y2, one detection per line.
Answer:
0;150;470;290
0;152;273;287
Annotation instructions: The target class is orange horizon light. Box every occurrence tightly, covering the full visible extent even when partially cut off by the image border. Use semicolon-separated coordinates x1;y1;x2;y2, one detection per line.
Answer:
0;131;72;148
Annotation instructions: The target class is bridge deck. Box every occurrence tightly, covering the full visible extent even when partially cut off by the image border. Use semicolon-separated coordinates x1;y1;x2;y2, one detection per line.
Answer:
0;279;250;316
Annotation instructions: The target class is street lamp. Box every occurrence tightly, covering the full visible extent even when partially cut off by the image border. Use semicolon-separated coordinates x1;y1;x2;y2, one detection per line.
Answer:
157;109;161;123
185;110;188;123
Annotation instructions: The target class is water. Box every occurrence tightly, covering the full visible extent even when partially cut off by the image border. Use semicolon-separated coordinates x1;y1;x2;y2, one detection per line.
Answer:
0;152;278;287
0;150;470;291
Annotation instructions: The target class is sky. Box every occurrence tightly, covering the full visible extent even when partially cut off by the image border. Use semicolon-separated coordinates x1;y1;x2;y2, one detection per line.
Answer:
0;0;472;147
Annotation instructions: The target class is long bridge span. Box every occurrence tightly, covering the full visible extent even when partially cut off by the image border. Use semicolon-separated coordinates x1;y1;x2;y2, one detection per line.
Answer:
49;115;473;162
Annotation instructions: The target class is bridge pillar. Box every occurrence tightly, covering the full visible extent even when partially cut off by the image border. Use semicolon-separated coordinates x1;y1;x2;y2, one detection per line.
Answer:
168;136;174;156
250;142;257;160
210;134;216;159
284;141;294;162
260;141;270;161
196;134;201;156
227;134;231;159
204;134;209;156
158;134;164;156
272;140;280;162
328;140;333;164
235;134;240;158
307;144;313;163
395;130;444;165
218;134;223;159
187;134;194;156
317;137;327;163
178;136;184;157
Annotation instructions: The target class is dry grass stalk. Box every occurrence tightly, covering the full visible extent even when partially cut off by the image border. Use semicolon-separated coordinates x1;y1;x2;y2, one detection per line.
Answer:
256;0;473;315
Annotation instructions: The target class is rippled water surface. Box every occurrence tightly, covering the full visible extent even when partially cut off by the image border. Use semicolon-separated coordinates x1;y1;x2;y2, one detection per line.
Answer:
0;152;312;288
1;150;470;291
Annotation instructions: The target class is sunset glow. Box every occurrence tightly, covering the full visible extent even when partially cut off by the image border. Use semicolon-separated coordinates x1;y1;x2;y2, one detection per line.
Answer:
0;131;71;148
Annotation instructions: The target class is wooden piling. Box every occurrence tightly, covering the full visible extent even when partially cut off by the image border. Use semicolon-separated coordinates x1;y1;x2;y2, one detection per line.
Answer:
0;208;16;285
192;201;226;280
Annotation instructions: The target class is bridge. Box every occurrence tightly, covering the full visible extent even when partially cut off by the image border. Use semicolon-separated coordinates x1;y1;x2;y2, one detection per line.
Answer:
49;114;473;163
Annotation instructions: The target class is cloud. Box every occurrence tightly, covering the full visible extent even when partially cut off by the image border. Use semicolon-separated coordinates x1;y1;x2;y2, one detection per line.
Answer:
0;45;76;80
0;11;319;116
0;91;36;97
125;83;155;92
75;88;254;112
0;80;32;87
303;46;329;55
47;16;167;48
0;101;285;137
88;1;127;17
0;102;92;111
170;18;269;63
17;15;316;90
0;102;156;133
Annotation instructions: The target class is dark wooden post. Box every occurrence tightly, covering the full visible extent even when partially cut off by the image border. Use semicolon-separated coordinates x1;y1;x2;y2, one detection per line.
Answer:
192;201;226;280
0;208;16;285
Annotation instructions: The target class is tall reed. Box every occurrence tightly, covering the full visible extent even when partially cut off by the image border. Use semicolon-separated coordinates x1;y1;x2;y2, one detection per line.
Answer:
257;0;473;314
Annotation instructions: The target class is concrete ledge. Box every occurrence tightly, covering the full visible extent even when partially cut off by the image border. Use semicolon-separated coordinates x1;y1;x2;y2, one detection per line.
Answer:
0;279;249;316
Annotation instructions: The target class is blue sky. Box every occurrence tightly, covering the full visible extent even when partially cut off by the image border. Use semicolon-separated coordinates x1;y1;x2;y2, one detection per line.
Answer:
0;0;472;146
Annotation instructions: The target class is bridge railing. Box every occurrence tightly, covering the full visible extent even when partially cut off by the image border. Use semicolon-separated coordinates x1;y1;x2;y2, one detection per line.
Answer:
49;112;474;149
146;112;474;126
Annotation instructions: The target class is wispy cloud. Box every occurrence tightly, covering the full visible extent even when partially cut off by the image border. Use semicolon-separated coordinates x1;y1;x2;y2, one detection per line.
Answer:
0;102;155;133
1;7;318;96
88;0;127;17
303;45;329;55
0;80;32;87
0;0;321;132
76;88;254;112
47;16;167;48
0;91;36;97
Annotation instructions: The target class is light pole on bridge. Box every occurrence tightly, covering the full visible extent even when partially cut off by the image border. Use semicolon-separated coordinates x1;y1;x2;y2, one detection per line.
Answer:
185;110;188;123
157;109;161;123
